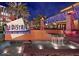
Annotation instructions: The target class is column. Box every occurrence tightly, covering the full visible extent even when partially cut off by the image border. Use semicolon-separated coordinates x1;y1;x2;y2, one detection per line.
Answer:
53;37;55;44
57;24;59;29
66;11;75;31
30;21;34;30
78;20;79;30
62;24;66;30
60;24;62;30
40;17;45;30
61;37;64;46
58;38;60;46
58;24;60;30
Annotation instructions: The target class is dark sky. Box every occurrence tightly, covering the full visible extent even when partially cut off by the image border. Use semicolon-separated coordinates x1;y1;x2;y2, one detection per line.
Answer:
0;2;75;20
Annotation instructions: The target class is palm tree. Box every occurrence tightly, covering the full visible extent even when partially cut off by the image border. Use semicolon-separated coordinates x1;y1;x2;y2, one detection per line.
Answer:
33;15;41;29
33;15;44;29
7;2;30;20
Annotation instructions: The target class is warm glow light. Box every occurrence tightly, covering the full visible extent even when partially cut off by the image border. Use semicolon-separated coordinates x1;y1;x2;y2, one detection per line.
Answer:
67;11;75;15
51;42;59;49
1;12;10;16
68;45;77;49
45;23;48;25
53;23;56;25
3;49;8;54
38;45;43;50
54;46;59;49
17;46;22;54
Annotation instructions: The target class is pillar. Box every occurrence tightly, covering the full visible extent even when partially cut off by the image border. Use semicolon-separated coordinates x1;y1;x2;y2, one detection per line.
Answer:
78;20;79;30
61;37;64;46
60;24;62;30
40;17;45;30
57;24;58;29
30;21;34;30
66;11;75;31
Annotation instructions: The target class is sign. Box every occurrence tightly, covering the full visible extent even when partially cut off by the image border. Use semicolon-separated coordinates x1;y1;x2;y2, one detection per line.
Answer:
5;18;29;34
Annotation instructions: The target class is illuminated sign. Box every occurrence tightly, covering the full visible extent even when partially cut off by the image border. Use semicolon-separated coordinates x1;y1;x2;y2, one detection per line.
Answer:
5;18;29;34
6;24;26;31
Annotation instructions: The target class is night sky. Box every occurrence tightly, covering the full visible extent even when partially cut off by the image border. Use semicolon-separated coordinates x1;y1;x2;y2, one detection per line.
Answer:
0;2;75;20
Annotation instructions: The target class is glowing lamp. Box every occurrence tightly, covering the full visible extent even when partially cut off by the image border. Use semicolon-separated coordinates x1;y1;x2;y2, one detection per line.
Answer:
67;11;75;15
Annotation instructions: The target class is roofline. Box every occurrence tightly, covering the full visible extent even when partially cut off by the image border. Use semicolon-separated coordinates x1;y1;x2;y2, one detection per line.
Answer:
60;2;79;12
